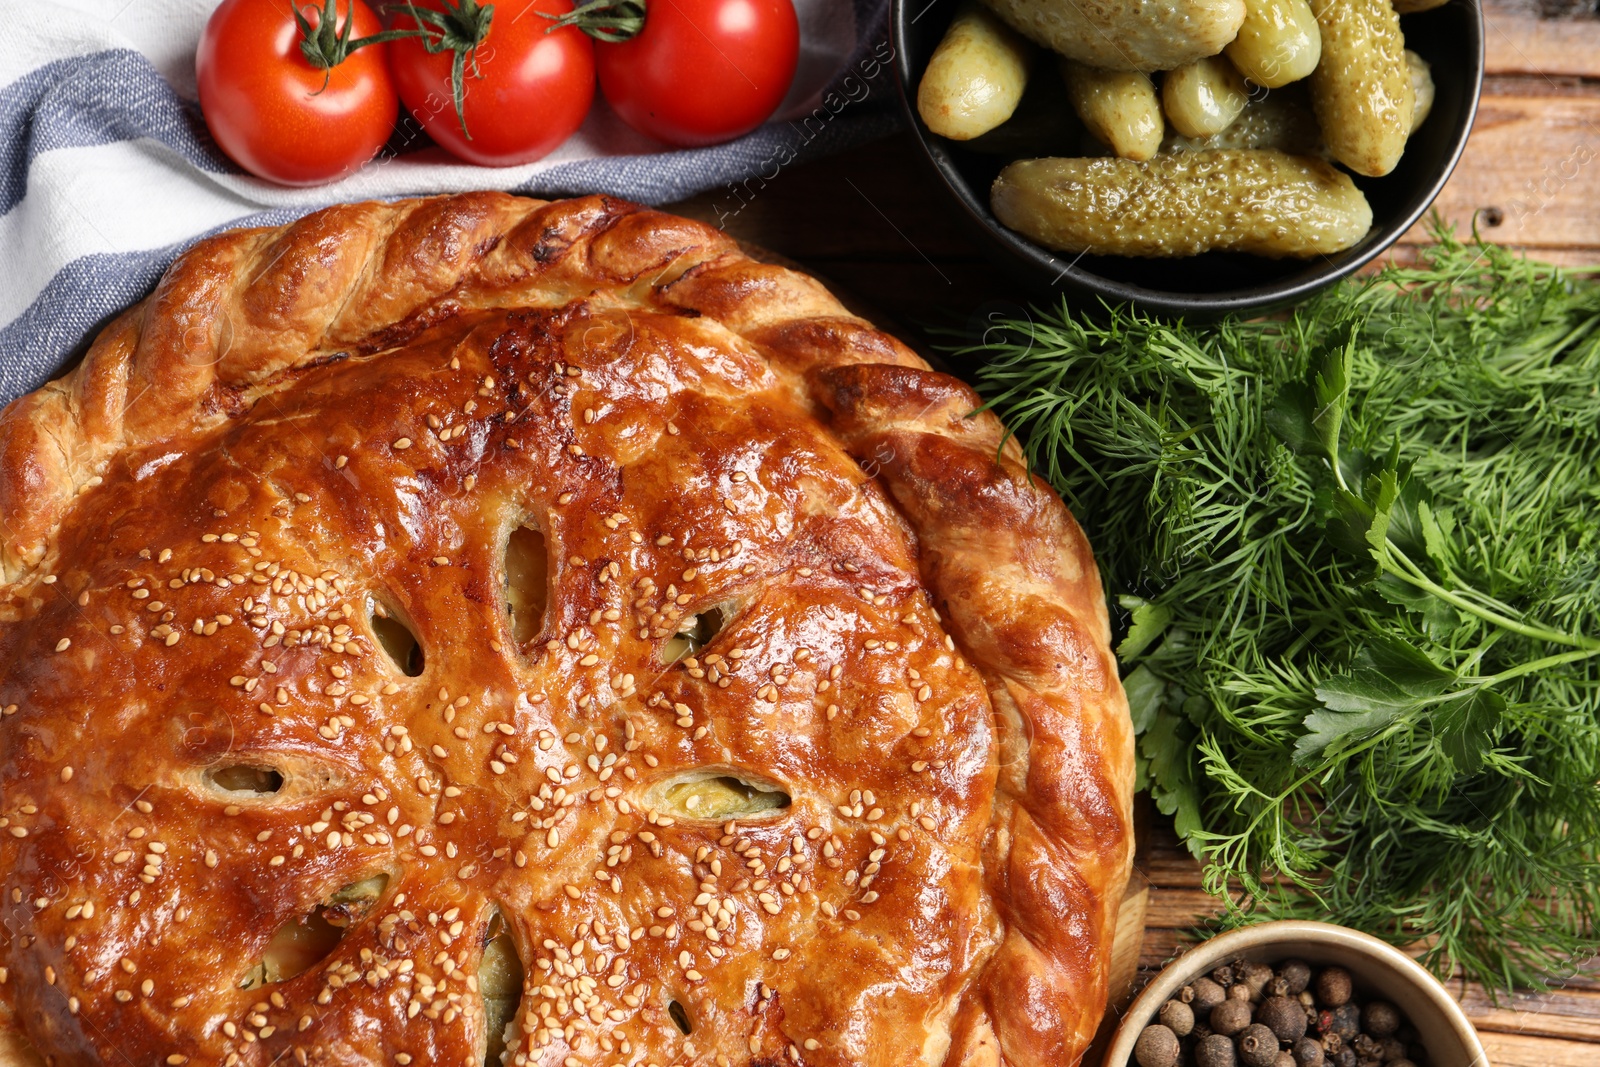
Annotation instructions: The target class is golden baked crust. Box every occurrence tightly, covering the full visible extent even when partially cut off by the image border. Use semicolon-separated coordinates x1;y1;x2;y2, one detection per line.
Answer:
0;194;1133;1067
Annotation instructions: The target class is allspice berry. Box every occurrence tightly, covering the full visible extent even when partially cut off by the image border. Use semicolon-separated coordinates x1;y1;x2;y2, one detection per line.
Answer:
1134;1023;1180;1067
1273;1054;1296;1067
1196;1033;1239;1067
1237;1023;1281;1067
1291;1036;1325;1067
1212;998;1253;1037
1241;961;1276;999
1229;983;1255;1002
1362;1001;1400;1037
1279;959;1313;996
1213;964;1237;987
1159;999;1195;1037
1329;1003;1360;1041
1192;977;1228;1015
1314;967;1353;1007
1257;995;1308;1043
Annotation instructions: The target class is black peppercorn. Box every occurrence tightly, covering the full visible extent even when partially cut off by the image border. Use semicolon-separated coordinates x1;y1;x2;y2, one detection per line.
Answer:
1362;1001;1401;1038
1158;999;1195;1037
1378;1036;1406;1061
1192;977;1228;1015
1212;999;1254;1037
1279;959;1313;996
1291;1036;1324;1067
1196;1033;1239;1067
1133;1023;1180;1067
1315;967;1353;1008
1330;1047;1357;1067
1257;996;1308;1043
1237;1023;1280;1067
1330;1003;1360;1041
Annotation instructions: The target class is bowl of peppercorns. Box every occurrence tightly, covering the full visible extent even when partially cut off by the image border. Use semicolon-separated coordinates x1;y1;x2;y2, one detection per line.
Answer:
1103;920;1488;1067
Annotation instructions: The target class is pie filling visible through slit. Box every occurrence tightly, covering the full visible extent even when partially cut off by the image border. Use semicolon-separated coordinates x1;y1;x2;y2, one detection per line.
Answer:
0;193;1133;1067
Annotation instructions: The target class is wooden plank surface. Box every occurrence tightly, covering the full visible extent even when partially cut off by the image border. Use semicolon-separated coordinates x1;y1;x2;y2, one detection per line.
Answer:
666;1;1600;1061
1486;7;1600;78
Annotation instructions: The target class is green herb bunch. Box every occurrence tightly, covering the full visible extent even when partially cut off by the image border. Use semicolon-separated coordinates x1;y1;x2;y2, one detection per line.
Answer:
967;231;1600;991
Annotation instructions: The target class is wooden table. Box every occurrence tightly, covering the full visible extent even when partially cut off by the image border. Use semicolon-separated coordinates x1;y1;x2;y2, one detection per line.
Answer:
665;2;1600;1061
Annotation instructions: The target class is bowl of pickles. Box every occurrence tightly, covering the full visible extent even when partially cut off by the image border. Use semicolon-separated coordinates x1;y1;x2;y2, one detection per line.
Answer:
891;0;1483;315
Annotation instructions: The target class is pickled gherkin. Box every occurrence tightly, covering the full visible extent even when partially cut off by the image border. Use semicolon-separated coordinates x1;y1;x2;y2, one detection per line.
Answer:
980;0;1244;72
1225;0;1321;88
1310;0;1413;177
991;152;1373;258
1061;61;1163;161
1407;49;1435;132
1162;86;1323;156
1162;56;1249;139
917;3;1033;141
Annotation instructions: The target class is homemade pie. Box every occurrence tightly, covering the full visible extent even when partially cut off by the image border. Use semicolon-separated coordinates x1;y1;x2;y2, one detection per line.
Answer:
0;194;1133;1067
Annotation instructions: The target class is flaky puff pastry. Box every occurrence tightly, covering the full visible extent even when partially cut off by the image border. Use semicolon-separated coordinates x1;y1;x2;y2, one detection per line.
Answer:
0;194;1132;1067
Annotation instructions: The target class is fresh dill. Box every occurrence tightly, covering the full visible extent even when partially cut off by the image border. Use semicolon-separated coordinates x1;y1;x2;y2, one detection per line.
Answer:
963;230;1600;992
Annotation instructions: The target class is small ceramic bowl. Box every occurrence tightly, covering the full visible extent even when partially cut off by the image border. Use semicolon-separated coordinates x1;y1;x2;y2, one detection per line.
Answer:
1102;920;1489;1067
891;0;1485;317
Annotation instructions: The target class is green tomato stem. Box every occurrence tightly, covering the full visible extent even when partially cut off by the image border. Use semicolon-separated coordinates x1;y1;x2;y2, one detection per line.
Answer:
540;0;647;42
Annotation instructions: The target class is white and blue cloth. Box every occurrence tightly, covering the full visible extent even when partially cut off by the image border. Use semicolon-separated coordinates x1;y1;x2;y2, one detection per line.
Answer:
0;0;898;406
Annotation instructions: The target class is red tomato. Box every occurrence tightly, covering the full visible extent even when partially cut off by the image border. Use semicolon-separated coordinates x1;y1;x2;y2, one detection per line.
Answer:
388;0;596;167
597;0;799;148
196;0;398;186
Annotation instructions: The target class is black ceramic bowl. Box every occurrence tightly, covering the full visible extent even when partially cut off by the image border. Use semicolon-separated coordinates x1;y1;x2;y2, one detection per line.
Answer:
891;0;1485;316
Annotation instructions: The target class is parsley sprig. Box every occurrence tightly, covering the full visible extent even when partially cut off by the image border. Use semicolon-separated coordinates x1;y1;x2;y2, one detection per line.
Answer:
966;229;1600;992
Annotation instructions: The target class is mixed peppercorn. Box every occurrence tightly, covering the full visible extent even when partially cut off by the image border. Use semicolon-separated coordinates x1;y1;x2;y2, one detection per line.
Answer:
1133;957;1428;1067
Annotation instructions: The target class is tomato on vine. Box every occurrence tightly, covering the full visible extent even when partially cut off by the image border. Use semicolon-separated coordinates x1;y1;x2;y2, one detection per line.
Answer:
197;0;403;186
387;0;597;167
550;0;800;148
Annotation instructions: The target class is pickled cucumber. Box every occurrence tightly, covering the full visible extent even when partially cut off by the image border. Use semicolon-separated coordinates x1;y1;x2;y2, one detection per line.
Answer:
1310;0;1414;177
991;151;1373;258
1162;85;1323;155
917;3;1033;140
1062;60;1164;161
1163;56;1250;139
980;0;1245;73
1225;0;1321;88
1407;49;1435;132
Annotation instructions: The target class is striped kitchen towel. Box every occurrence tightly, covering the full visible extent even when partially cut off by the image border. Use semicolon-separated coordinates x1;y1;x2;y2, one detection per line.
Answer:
0;0;900;406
